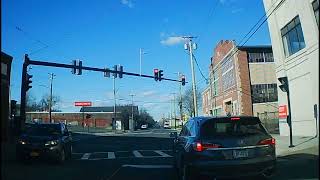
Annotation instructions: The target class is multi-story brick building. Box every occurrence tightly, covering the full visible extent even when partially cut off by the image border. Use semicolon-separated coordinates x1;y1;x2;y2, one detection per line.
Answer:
202;40;279;125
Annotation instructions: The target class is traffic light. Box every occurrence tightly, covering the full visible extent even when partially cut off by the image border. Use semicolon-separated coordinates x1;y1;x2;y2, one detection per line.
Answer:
72;60;77;74
11;100;17;117
78;60;82;75
104;68;110;77
118;65;123;78
26;73;33;91
158;70;164;81
181;75;186;86
278;77;289;92
154;69;159;81
113;65;118;78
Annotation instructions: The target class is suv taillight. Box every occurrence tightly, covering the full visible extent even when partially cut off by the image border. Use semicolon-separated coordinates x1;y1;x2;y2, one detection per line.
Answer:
258;138;275;146
193;142;222;152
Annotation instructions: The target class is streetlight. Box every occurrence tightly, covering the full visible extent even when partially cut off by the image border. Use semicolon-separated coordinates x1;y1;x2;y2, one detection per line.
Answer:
139;48;147;76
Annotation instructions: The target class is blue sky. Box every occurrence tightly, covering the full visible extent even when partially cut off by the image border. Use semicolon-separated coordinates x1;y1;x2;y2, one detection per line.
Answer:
2;0;271;121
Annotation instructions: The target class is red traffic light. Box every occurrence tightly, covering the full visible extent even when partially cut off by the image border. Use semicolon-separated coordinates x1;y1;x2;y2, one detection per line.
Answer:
154;69;159;73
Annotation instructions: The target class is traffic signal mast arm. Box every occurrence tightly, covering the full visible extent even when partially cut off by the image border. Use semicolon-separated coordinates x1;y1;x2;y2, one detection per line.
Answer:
25;56;186;83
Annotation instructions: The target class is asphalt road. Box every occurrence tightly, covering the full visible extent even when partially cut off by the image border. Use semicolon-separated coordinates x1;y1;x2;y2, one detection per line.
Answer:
2;130;319;180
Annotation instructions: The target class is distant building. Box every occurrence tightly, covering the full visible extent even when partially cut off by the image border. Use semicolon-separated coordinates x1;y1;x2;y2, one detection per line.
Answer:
202;40;279;132
26;105;139;130
263;0;319;136
1;52;13;142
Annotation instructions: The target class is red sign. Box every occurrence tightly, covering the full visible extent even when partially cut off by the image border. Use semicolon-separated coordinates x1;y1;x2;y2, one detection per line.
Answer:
75;101;92;106
279;105;287;119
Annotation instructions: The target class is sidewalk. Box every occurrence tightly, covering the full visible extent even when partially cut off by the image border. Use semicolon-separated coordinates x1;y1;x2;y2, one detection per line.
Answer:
272;134;319;157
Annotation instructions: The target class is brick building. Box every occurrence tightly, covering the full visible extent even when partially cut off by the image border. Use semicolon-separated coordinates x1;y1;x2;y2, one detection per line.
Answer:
202;40;278;121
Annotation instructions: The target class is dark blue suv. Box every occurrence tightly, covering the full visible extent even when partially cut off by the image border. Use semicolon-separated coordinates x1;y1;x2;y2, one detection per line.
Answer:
173;116;276;179
16;123;73;164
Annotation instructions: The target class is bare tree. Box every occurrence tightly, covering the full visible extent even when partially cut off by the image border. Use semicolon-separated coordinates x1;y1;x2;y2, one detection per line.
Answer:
182;86;202;117
39;94;61;112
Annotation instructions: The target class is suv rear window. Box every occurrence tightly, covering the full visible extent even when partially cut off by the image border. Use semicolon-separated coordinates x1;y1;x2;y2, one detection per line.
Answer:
200;117;268;137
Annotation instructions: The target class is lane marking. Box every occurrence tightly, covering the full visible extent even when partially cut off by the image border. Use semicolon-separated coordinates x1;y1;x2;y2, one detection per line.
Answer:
108;152;116;159
132;150;143;158
154;150;172;157
122;164;173;169
81;153;91;160
72;152;84;155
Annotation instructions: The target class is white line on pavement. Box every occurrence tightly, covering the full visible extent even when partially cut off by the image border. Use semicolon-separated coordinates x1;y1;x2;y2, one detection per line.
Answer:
132;150;143;158
154;150;172;157
108;152;116;159
81;153;91;160
122;164;173;169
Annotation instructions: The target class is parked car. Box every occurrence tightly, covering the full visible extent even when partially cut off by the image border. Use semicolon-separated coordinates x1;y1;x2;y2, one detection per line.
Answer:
16;122;73;164
164;121;170;129
172;116;276;180
141;124;148;129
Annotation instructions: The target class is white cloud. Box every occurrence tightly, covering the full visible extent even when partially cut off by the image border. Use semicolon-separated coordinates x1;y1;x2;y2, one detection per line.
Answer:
121;0;134;8
160;36;185;46
141;90;156;97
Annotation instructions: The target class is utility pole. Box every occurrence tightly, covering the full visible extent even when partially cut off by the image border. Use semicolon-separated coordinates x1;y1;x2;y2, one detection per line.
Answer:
209;69;214;116
183;36;198;117
171;93;176;129
129;94;135;131
48;73;55;123
139;48;147;76
113;76;116;130
178;72;183;126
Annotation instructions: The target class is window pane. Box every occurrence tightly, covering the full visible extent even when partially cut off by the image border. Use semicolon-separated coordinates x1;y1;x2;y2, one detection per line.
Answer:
288;29;300;54
282;36;290;57
296;24;306;49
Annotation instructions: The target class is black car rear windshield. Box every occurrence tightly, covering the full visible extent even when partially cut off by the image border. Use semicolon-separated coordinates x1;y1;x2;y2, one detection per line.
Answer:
200;117;268;137
24;124;61;136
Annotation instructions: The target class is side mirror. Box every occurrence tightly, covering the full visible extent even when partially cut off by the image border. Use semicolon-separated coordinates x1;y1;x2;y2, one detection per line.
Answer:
170;132;178;139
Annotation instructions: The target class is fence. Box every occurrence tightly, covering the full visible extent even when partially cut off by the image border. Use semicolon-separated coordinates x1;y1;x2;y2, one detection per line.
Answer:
257;111;280;134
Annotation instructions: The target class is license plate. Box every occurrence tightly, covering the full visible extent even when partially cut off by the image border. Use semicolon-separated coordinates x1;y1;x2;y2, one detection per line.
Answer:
30;152;39;157
233;150;248;158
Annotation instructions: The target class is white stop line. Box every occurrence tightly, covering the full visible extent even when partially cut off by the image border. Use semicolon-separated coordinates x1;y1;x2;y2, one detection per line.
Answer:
122;164;173;169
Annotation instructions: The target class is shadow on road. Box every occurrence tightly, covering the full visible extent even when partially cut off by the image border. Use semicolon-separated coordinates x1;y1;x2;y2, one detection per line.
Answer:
274;153;319;180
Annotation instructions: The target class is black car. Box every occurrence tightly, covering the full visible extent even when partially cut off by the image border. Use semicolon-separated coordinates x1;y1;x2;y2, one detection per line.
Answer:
172;116;276;180
16;122;73;163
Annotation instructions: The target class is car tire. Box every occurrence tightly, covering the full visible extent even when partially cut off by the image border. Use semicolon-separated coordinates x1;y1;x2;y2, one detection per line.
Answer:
181;164;194;180
67;145;73;159
57;148;66;164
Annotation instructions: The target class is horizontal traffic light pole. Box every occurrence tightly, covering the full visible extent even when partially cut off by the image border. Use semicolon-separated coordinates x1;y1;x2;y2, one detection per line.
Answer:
26;58;187;83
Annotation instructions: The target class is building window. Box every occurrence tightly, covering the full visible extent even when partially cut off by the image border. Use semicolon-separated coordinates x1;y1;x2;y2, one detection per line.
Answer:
281;16;306;57
313;0;319;26
251;83;278;103
221;55;235;90
213;71;219;96
248;52;274;63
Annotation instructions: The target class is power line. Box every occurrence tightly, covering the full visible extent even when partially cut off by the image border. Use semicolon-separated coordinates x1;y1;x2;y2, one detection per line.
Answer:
192;53;208;83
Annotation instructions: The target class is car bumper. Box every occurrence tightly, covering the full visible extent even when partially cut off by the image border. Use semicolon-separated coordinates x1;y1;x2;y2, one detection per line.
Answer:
189;156;276;178
16;145;62;160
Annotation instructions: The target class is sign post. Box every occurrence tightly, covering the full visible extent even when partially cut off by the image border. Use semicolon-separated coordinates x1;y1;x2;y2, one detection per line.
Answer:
75;102;92;132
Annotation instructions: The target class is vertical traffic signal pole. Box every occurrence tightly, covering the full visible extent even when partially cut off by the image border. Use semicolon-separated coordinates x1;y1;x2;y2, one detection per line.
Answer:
287;89;294;148
20;54;29;134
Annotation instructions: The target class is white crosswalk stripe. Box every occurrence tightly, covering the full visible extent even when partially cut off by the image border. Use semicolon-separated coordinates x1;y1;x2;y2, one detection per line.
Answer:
133;150;143;158
81;153;91;160
76;150;173;160
154;150;172;157
108;152;116;159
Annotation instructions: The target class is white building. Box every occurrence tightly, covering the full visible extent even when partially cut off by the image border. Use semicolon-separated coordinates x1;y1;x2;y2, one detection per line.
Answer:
263;0;319;136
